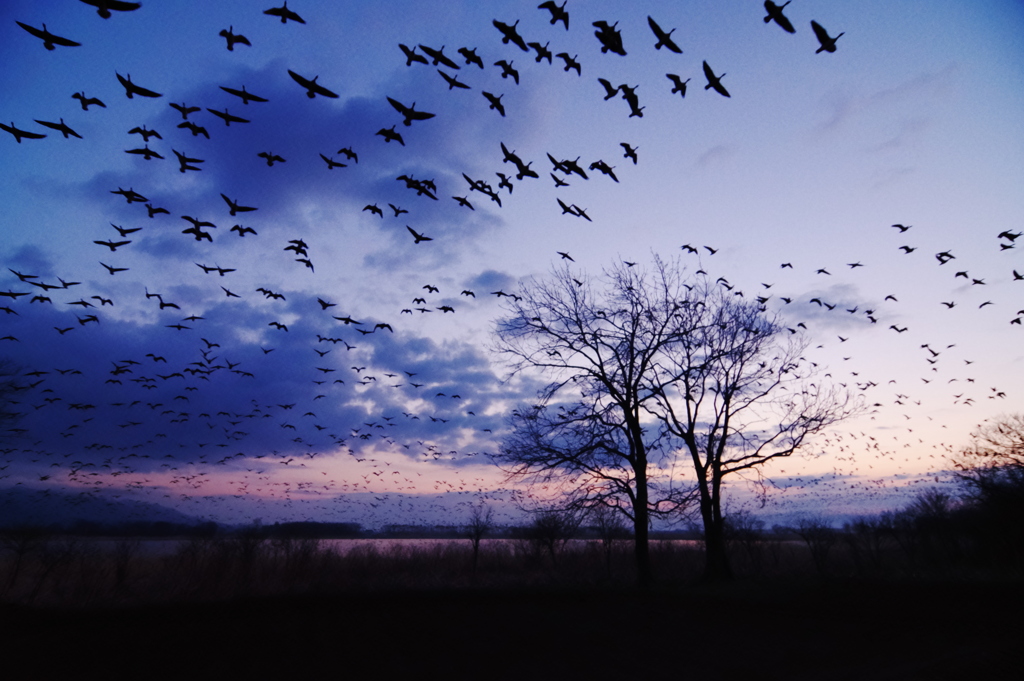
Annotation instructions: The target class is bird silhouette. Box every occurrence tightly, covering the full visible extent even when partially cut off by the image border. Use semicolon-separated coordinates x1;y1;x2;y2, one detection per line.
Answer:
0;122;46;143
220;85;267;105
288;70;338;98
482;92;506;117
264;2;305;24
418;45;460;69
399;44;429;66
35;119;82;139
73;92;106;110
811;21;844;53
117;73;162;99
16;22;81;50
219;26;251;51
666;74;690;97
407;227;433;244
376;126;405;145
703;61;730;97
493;20;529;51
764;2;796;34
556;53;581;76
451;47;482;70
538;1;569;30
647;17;683;53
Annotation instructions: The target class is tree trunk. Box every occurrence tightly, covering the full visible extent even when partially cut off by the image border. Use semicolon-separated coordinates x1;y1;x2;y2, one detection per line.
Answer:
633;461;653;589
699;473;734;582
634;505;652;589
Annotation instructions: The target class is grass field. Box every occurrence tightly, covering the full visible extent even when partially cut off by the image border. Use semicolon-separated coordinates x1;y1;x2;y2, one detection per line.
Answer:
1;580;1019;679
0;535;1020;679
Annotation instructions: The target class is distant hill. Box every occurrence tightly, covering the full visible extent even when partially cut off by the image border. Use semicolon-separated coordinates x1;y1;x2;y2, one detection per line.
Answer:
0;486;202;531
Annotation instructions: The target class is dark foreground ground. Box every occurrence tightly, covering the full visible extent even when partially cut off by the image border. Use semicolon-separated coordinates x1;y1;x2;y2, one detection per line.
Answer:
1;579;1020;680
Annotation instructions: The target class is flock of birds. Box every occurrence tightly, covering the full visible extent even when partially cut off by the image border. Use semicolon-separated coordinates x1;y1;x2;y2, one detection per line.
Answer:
1;1;1018;528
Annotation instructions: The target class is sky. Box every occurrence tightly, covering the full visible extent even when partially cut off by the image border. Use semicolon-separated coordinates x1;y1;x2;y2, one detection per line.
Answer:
1;0;1022;530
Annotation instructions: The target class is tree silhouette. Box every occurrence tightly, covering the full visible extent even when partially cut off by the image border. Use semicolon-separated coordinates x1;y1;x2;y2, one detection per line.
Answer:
953;414;1024;562
494;256;857;584
465;502;494;573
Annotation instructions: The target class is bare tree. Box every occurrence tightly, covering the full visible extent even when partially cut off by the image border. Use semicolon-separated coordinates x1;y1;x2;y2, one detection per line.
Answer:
794;516;838;576
465;502;494;572
954;414;1024;493
493;256;857;583
524;506;584;566
953;414;1024;562
589;503;630;576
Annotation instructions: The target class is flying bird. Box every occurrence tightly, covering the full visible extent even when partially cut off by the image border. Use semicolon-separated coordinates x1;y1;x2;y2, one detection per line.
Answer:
170;102;200;119
597;78;620;100
128;125;161;141
100;262;128;275
264;2;305;24
111;187;147;202
0;122;46;143
376;126;405;145
647;17;683;53
666;74;690;97
257;151;286;166
457;47;484;69
407;226;433;244
125;145;163;160
764;2;796;34
556;53;581;76
620;143;638;164
221;194;257;216
538;1;569;30
173;149;204;173
493;20;529;51
528;41;553;64
320;154;347;169
220;85;267;104
418;44;460;70
438;70;470;90
288;70;338;98
35;119;82;139
94;239;131;252
208;108;250;125
219;26;251;50
116;73;162;99
494;60;520;85
16;22;81;50
482;92;506;117
811;21;844;53
703;61;730;97
593;20;626;56
176;121;209;138
73;92;105;110
399;44;429;66
80;0;142;18
387;97;436;126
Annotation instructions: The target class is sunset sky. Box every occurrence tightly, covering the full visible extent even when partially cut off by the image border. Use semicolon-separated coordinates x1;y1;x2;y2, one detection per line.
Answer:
1;0;1022;529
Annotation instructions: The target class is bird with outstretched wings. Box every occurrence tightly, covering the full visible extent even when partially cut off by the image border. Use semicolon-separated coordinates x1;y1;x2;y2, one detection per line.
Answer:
288;70;338;98
116;73;162;99
387;97;436;126
264;2;305;24
16;22;81;50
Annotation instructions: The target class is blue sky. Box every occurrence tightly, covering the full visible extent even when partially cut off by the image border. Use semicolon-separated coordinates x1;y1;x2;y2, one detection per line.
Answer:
1;0;1022;528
